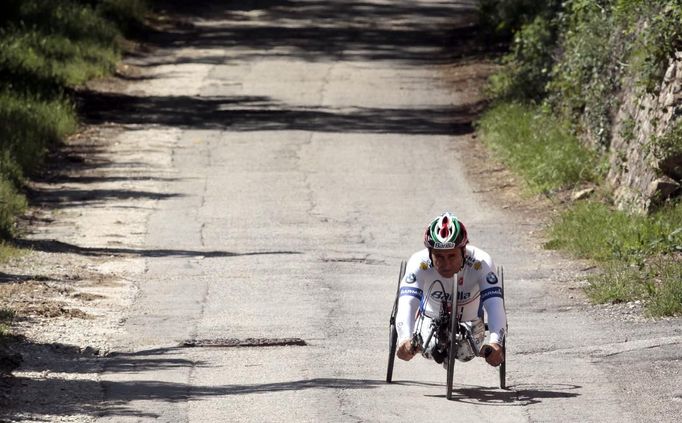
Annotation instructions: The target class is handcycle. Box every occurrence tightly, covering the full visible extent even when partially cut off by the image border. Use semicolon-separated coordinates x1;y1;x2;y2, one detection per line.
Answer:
385;261;507;399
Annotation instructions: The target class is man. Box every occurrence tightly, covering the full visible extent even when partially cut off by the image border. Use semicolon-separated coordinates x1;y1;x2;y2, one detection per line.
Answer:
395;212;506;367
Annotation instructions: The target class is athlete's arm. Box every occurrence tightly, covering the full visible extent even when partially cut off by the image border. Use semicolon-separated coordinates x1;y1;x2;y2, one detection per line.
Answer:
394;254;426;360
478;258;507;346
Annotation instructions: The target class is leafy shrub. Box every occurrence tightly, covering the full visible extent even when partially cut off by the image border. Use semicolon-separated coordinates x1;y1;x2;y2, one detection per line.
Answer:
615;1;682;93
98;0;149;36
486;15;557;101
478;0;561;41
546;0;631;148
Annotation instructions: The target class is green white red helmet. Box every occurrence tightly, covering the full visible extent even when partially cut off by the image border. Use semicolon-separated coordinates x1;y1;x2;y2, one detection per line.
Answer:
424;212;468;249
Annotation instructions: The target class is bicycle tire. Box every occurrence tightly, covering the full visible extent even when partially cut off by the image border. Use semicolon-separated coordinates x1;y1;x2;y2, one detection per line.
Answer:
386;261;406;383
499;348;506;389
386;323;398;383
446;277;458;400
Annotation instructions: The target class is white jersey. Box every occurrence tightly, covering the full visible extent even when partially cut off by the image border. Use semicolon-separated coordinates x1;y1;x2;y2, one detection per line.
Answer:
395;246;507;345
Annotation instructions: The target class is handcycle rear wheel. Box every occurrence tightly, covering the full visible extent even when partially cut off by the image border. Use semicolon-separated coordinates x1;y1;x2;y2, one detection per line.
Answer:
386;260;406;383
498;265;507;390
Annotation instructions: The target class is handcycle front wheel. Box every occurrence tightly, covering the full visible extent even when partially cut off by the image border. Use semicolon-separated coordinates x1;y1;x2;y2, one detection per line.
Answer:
445;276;459;400
386;324;398;383
386;260;406;383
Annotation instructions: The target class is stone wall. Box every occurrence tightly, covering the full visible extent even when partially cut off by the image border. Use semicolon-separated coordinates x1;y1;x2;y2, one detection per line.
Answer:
607;52;682;213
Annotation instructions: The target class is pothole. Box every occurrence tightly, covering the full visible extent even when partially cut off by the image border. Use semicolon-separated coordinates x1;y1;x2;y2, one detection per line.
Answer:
181;337;307;348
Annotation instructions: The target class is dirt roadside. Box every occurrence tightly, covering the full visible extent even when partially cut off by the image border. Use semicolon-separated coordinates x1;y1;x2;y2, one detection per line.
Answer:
0;13;670;423
0;113;179;420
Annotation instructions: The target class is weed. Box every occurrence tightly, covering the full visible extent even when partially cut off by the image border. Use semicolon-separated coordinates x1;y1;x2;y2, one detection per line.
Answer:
547;200;682;316
0;241;23;262
645;258;682;316
585;263;649;304
0;307;15;338
585;258;682;317
546;201;682;260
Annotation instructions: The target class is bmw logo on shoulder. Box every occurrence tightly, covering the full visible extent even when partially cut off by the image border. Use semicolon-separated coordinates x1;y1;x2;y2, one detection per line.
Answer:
405;272;416;284
486;272;498;285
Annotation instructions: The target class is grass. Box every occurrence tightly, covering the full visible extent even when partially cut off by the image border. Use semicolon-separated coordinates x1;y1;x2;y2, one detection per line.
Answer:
0;0;148;240
0;308;16;339
476;102;604;194
545;201;682;317
585;258;682;317
545;201;682;262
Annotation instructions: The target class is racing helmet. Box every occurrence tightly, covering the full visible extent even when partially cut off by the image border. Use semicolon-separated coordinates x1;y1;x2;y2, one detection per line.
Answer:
423;212;468;250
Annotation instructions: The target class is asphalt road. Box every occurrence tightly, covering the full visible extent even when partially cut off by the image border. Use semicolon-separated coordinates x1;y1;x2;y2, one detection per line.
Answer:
85;0;681;421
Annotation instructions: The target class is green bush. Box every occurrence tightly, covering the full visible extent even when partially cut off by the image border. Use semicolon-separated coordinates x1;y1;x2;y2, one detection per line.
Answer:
478;0;561;41
98;0;149;36
615;1;682;94
486;15;557;101
547;0;630;148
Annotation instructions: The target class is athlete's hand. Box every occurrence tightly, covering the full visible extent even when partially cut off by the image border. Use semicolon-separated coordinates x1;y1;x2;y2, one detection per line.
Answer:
396;339;419;361
481;343;504;367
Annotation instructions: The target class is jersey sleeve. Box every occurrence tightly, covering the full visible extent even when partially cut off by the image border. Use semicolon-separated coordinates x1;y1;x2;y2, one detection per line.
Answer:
395;253;426;343
477;255;507;345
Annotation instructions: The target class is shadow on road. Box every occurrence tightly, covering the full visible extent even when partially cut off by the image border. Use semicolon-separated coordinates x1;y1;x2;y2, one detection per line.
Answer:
149;0;488;64
438;383;582;405
1;340;383;419
4;376;385;418
77;0;493;134
80;92;484;134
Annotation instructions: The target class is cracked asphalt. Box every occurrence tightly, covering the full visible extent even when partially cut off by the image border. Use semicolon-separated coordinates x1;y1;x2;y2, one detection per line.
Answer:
3;0;681;421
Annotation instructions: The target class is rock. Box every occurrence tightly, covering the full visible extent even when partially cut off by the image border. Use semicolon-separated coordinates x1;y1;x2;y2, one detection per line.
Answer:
648;176;680;201
572;187;595;201
80;346;100;357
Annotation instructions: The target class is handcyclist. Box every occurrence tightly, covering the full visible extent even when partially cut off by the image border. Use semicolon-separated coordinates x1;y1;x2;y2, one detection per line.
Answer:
395;212;506;367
